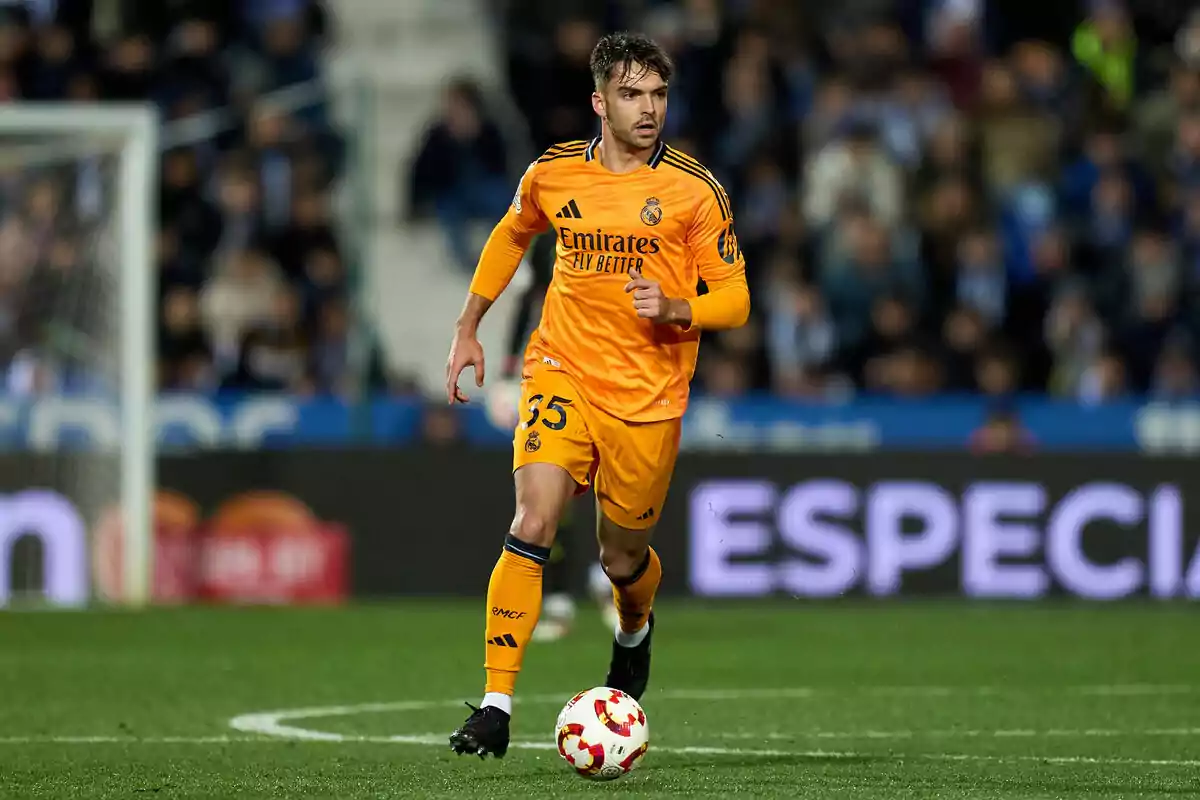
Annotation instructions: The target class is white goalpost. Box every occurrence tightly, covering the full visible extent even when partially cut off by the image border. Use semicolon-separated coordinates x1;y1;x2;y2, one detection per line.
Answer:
0;105;158;607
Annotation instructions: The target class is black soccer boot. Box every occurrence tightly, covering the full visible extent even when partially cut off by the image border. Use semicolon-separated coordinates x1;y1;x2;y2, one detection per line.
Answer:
449;703;510;759
605;612;654;701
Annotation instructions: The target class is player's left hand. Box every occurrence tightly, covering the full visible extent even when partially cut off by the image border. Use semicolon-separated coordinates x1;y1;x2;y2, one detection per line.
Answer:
625;267;686;325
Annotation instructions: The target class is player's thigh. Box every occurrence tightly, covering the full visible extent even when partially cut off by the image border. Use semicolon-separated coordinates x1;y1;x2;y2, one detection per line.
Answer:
592;415;681;534
511;463;578;548
510;368;597;545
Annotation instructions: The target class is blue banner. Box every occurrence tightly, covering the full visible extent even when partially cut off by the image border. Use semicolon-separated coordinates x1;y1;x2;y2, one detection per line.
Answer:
1;393;1198;452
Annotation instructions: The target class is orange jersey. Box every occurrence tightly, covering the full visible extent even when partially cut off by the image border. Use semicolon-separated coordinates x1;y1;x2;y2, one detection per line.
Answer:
469;138;750;422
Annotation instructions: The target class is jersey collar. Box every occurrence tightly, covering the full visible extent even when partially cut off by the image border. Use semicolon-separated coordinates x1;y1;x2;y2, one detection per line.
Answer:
585;137;667;169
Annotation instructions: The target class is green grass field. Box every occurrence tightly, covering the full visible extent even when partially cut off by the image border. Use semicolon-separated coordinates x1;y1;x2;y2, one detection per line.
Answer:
2;601;1199;799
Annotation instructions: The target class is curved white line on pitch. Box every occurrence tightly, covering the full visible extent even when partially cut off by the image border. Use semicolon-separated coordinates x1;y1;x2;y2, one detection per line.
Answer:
228;684;1200;741
229;695;566;742
227;685;1200;768
227;691;847;749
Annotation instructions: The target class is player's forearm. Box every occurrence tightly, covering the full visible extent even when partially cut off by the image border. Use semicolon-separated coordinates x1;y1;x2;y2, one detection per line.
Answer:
456;292;493;335
683;281;751;331
467;221;535;302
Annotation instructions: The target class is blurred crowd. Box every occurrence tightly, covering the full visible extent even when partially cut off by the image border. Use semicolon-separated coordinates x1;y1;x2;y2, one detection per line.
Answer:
0;0;368;397
410;0;1200;403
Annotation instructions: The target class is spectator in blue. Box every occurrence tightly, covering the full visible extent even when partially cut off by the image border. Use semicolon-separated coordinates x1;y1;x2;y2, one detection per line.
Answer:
1152;336;1200;399
820;211;924;351
1179;191;1200;288
1171;110;1200;193
1075;169;1137;273
1059;124;1154;225
408;78;512;272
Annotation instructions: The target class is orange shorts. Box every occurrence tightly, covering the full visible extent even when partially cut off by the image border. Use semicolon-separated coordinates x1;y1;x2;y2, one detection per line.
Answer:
511;365;681;530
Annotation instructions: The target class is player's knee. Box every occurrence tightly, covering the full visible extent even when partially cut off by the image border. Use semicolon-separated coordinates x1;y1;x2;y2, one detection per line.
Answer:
599;542;648;583
509;506;558;549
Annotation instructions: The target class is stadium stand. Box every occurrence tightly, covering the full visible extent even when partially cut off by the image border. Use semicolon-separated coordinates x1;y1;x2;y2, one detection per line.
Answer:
408;0;1200;403
0;0;379;396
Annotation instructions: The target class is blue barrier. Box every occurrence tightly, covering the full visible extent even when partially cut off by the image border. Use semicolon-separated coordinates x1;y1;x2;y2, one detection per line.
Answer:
2;393;1199;452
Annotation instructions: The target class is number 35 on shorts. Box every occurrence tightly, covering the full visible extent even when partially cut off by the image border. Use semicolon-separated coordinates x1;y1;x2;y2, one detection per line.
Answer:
512;382;594;484
513;368;606;490
517;391;582;459
523;394;571;432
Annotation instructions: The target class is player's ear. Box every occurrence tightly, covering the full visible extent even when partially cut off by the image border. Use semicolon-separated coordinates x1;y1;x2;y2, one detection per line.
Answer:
591;90;605;119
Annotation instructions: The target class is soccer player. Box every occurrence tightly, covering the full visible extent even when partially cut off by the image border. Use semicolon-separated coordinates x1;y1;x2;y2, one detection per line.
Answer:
445;31;749;759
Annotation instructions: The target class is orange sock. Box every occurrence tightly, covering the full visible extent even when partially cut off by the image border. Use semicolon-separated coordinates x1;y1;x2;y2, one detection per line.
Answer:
483;536;548;696
611;547;661;634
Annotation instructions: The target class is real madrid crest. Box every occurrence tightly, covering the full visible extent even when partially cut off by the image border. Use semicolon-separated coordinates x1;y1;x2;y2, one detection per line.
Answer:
640;197;662;226
524;430;541;452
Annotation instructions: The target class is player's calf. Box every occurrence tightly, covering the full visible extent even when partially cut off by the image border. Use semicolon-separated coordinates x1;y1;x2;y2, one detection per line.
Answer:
599;540;648;585
599;539;662;701
603;547;660;642
473;464;577;722
598;531;660;640
482;534;549;705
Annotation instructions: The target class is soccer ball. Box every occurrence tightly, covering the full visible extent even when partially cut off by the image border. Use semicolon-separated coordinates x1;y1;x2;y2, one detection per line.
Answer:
555;687;649;780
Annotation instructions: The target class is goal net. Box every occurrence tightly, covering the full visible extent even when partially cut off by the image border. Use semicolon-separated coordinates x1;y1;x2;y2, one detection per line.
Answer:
0;106;156;609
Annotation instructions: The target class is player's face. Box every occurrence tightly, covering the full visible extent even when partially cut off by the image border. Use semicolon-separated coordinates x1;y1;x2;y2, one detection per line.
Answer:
594;63;668;150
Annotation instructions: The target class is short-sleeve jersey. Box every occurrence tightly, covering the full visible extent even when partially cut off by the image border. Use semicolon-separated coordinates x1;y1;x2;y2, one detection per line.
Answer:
472;138;747;422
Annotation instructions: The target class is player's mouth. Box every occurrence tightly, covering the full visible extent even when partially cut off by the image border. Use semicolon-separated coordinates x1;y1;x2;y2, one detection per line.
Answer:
635;121;657;135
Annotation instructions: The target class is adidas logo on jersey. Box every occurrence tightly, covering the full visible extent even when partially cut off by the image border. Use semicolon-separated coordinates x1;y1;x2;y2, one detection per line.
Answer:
555;199;583;219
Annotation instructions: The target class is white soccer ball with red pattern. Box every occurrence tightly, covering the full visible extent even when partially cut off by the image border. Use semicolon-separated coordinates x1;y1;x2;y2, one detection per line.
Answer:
555;687;649;780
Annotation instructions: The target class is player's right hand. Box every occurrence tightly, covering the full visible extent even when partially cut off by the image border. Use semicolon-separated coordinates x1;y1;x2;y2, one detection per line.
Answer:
446;330;485;404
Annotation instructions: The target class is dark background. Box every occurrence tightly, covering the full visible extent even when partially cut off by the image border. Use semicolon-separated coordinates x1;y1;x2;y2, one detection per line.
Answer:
145;450;1200;598
2;450;1196;599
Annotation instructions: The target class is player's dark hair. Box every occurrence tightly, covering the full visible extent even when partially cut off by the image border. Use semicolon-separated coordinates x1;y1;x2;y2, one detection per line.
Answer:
590;31;674;90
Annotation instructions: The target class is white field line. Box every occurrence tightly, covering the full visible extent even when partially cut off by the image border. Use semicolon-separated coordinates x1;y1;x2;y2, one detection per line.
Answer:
219;687;1200;768
11;729;1200;748
685;684;1200;699
6;685;1200;770
224;686;1200;743
719;727;1200;741
0;736;255;744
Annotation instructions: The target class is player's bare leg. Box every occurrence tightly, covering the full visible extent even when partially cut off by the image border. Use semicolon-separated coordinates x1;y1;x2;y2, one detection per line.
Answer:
449;462;576;758
596;510;661;700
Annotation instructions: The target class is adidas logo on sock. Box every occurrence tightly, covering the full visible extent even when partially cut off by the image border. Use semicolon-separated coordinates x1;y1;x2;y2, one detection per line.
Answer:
488;633;519;647
555;199;583;219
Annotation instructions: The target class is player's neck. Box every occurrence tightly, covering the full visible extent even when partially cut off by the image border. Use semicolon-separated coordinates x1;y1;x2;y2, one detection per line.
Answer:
595;133;656;175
